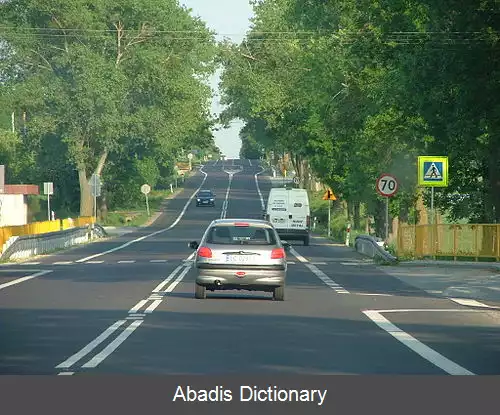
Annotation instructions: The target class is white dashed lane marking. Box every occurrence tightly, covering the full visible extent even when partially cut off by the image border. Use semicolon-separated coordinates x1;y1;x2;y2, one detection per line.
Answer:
289;248;349;294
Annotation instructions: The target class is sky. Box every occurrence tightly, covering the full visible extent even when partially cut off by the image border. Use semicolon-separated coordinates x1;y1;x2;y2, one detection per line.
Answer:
180;0;254;159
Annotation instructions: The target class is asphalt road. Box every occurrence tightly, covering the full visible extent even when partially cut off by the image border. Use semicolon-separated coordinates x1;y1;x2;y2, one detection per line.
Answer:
0;159;499;376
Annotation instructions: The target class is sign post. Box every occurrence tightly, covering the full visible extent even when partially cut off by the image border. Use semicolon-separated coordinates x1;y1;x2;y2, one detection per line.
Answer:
417;156;449;225
44;182;54;221
89;174;101;221
376;173;399;241
322;188;337;238
141;184;151;216
187;153;193;171
417;156;449;256
43;182;54;221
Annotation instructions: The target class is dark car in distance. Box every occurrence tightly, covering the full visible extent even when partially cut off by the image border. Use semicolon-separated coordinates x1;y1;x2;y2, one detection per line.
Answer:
196;189;216;207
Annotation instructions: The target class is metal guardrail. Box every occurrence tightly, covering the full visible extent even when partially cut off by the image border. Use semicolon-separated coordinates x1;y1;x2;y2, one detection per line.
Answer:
0;223;108;261
354;235;398;264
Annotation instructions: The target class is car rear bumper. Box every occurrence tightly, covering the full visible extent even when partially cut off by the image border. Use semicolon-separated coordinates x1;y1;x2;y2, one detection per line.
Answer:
275;229;309;240
195;268;286;291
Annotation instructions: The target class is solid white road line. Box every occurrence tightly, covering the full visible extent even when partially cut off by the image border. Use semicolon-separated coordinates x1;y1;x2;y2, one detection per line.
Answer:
81;320;144;368
290;247;349;294
55;320;127;369
220;171;234;219
363;310;475;375
144;265;192;313
151;265;184;293
254;166;266;210
75;166;209;263
0;270;53;291
128;299;149;314
55;171;229;373
449;298;500;309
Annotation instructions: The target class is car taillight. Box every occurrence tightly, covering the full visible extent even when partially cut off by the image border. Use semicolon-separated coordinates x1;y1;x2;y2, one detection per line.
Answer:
271;248;285;259
197;246;212;258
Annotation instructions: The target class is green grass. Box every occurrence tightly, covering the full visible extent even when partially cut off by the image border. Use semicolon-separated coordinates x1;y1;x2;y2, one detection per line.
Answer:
100;188;182;227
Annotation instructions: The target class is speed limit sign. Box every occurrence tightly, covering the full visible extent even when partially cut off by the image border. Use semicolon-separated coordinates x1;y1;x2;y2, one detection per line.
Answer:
376;173;398;197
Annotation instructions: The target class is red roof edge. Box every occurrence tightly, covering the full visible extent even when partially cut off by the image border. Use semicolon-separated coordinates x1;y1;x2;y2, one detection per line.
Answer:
3;184;39;195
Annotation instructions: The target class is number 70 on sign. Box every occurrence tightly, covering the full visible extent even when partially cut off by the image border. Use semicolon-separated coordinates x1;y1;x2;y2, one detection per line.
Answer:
376;173;398;197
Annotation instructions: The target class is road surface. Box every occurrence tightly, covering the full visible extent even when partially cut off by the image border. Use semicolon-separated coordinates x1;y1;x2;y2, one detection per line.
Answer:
0;159;499;376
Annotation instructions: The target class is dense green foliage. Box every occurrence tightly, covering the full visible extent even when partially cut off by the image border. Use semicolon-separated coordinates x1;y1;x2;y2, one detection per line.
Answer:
0;0;221;218
219;0;500;232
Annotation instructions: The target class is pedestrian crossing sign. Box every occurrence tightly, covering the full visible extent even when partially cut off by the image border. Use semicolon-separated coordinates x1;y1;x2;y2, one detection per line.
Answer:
418;156;448;187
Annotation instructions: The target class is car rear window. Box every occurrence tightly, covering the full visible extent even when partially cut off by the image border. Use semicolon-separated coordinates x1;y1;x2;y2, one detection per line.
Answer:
206;225;277;245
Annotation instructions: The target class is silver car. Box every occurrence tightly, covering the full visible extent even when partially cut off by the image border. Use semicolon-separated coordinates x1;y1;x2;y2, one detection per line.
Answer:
188;218;290;301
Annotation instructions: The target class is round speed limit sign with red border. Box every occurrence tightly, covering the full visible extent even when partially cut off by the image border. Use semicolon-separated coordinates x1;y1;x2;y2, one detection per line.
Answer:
376;173;398;197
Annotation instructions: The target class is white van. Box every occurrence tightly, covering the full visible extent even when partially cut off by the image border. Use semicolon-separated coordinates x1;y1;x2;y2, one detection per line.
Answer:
265;187;311;245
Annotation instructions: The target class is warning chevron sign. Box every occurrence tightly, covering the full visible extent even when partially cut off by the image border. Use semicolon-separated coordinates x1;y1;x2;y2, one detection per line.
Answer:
418;156;448;187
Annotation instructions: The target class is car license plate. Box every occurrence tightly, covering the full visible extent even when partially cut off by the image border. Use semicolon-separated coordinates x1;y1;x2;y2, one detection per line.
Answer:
225;255;252;263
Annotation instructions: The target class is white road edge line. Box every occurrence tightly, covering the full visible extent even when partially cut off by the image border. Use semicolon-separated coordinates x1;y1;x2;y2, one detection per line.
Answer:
0;270;53;291
55;320;127;369
75;166;209;263
254;166;265;210
81;320;144;368
363;309;475;375
448;297;500;309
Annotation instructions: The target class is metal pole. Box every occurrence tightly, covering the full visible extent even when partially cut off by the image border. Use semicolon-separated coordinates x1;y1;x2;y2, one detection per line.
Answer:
431;186;435;256
385;197;389;241
145;193;150;216
328;199;331;238
47;194;51;221
430;187;434;225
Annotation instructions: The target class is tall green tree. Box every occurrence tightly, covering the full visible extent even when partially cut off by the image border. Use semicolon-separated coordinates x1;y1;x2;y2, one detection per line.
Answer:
0;0;218;216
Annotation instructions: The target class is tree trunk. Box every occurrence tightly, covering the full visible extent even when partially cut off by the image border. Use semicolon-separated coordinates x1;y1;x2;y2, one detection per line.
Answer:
79;168;93;217
78;149;108;217
99;190;108;220
353;201;360;229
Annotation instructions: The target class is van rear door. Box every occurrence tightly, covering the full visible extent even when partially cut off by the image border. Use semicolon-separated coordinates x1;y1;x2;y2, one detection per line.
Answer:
288;191;309;231
267;189;289;230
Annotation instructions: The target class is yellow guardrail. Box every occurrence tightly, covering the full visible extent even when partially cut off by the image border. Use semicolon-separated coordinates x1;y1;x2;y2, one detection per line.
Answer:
397;224;500;261
0;216;95;252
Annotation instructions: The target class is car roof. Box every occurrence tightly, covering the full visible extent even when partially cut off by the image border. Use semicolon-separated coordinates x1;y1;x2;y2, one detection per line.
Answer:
208;218;273;227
